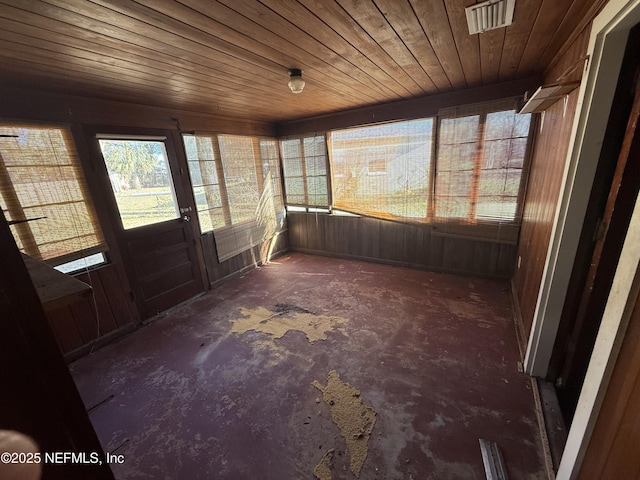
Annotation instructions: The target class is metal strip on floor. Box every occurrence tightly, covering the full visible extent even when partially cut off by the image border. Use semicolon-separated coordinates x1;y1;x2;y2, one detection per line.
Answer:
479;438;509;480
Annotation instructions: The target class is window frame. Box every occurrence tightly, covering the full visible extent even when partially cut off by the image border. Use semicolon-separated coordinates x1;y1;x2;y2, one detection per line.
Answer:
279;134;331;209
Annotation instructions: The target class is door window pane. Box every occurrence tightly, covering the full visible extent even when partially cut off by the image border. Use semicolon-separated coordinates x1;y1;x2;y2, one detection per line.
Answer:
99;139;179;229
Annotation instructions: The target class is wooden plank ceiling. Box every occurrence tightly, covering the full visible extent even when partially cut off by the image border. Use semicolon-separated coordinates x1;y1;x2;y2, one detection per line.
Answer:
0;0;604;124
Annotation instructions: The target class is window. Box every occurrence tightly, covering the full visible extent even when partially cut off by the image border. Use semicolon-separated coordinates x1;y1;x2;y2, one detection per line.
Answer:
329;119;433;220
280;135;329;208
183;133;284;262
259;138;285;217
0;124;106;268
436;100;531;223
318;98;533;242
98;138;180;229
184;134;226;232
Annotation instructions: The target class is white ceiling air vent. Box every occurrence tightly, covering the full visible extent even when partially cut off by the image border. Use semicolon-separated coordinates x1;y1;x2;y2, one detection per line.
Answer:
465;0;515;35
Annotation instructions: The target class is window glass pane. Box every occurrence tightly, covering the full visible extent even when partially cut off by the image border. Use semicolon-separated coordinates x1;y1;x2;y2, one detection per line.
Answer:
330;119;433;220
183;133;283;263
281;139;301;159
280;135;329;207
484;111;516;140
436;105;531;223
305;155;327;176
304;136;326;157
0;125;106;264
196;207;225;233
435;170;474;218
54;252;106;274
99;139;180;229
184;135;224;233
514;113;532;138
282;153;303;178
284;177;305;201
437;144;476;171
307;176;328;206
440;116;479;144
475;111;531;221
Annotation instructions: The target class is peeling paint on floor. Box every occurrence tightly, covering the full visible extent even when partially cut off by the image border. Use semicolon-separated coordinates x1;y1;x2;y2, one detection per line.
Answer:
313;448;334;480
229;306;348;342
313;370;377;477
70;253;548;479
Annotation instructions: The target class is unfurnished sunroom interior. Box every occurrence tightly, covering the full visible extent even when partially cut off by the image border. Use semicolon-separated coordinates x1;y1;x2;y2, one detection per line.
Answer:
2;0;640;479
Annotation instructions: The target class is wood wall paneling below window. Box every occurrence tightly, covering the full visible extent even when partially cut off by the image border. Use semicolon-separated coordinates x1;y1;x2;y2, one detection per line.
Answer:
287;213;516;279
512;27;591;339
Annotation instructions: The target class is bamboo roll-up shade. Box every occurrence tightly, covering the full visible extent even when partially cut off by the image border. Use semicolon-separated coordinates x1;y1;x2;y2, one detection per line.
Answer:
184;132;284;262
435;97;532;242
280;135;329;207
436;98;530;221
328;118;434;221
0;124;106;264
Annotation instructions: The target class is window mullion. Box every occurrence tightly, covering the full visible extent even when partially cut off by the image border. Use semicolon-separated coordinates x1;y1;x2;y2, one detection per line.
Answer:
252;137;264;194
211;136;232;227
324;134;333;210
428;118;439;221
299;138;310;207
469;113;487;220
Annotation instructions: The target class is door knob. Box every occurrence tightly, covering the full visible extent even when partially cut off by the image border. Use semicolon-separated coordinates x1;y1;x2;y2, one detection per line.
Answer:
182;215;191;222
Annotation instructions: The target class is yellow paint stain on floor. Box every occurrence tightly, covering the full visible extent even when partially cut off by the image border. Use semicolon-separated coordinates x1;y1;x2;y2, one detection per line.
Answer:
313;449;334;480
313;370;376;478
229;307;348;342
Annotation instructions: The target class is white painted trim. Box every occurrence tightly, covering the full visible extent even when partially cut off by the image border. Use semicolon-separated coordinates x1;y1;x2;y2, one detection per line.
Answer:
524;0;640;377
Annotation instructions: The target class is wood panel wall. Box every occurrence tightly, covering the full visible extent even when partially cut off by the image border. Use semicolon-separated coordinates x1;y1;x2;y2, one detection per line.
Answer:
45;263;138;359
201;229;289;286
512;27;592;338
287;213;517;279
577;286;640;479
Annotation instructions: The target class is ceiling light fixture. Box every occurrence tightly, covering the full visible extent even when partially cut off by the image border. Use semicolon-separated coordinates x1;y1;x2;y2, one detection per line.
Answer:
288;69;305;94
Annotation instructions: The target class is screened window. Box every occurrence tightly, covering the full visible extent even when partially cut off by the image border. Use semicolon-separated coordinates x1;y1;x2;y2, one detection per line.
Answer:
183;133;284;262
0;124;106;266
436;100;531;223
280;135;329;208
329;119;433;220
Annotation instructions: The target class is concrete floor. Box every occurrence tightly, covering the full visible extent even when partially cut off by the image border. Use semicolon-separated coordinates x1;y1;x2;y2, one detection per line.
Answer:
70;252;547;479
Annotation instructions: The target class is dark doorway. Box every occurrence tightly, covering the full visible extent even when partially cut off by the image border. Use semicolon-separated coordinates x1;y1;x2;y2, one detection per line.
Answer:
550;23;640;425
